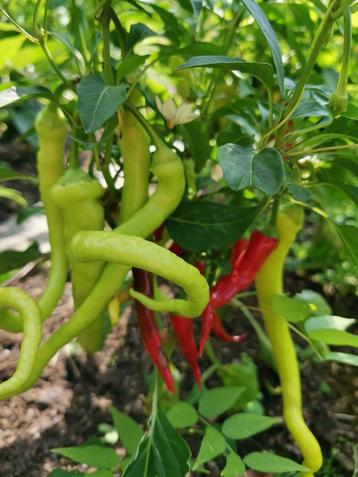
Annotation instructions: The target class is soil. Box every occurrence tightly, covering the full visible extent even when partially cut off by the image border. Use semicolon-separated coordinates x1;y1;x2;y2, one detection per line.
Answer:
0;267;357;477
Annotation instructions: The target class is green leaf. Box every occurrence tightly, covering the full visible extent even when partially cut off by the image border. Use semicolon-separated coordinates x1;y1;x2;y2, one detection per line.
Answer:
193;426;226;470
51;445;119;469
218;357;259;409
240;0;285;94
111;407;143;455
0;185;27;207
217;145;284;195
177;56;273;90
287;184;311;202
166;402;199;428
333;223;358;267
123;410;191;477
221;453;246;477
222;413;281;440
0;162;37;183
167;202;261;253
191;0;203;16
325;352;358;367
16;206;43;225
0;243;42;275
305;315;358;347
244;452;309;473
199;387;245;419
294;289;332;316
271;294;312;323
181;119;210;172
0;85;52;108
116;55;149;82
77;75;127;133
127;24;157;50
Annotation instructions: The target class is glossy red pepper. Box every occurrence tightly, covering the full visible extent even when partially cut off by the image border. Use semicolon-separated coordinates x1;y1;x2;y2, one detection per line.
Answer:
199;230;278;355
211;310;248;344
168;242;184;256
170;314;202;388
132;268;175;393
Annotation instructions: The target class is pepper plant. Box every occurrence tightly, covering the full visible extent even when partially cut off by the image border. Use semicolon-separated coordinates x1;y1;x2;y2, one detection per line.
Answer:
0;0;357;476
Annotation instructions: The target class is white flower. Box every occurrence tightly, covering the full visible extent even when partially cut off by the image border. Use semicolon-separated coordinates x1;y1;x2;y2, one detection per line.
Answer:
155;97;197;129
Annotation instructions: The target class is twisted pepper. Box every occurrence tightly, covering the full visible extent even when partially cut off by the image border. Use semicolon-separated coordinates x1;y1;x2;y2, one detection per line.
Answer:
170;314;202;387
199;231;278;355
0;104;68;333
3;117;207;399
133;269;175;392
51;168;106;352
0;288;41;399
255;206;323;477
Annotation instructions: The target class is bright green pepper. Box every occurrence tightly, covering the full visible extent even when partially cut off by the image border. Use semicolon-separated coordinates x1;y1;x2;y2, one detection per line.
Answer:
51;168;105;352
0;288;41;399
0;103;68;333
255;205;323;477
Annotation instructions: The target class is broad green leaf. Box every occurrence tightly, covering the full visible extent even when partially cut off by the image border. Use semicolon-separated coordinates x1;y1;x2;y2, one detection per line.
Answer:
0;85;52;108
181;119;210;172
51;445;119;469
166;202;261;252
325;352;358;367
332;184;358;206
123;410;191;477
222;413;281;440
127;24;157;50
240;0;284;94
193;426;226;470
116;55;149;82
294;289;332;316
218;357;259;409
305;315;358;347
77;75;127;133
221;453;246;477
16;206;43;225
0;35;25;70
0;185;27;207
199;387;245;419
166;402;199;428
333;224;358;267
0;243;42;275
244;452;309;473
177;56;273;90
287;184;311;202
111;407;143;455
0;162;37;183
217;145;284;195
271;294;312;323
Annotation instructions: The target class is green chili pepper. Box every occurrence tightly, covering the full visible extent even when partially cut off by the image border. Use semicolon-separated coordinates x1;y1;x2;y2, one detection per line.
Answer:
51;168;106;352
0;103;68;333
3;116;188;399
255;205;323;477
0;288;41;399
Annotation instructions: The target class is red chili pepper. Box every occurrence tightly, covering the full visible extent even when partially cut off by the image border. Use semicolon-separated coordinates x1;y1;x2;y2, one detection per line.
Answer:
195;260;206;276
211;310;248;344
230;238;248;269
133;268;175;393
199;231;279;355
153;223;165;242
170;314;202;388
168;242;184;256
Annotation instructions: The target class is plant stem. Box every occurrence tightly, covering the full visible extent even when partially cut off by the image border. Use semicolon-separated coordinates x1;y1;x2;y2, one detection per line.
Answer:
287;143;358;157
258;0;339;147
100;1;114;85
